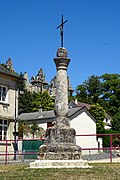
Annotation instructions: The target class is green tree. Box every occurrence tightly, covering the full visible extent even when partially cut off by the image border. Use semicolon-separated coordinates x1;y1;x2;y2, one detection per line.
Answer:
18;72;34;113
18;122;45;139
18;121;31;138
100;73;120;116
31;91;54;112
18;90;34;113
111;109;120;131
30;123;40;139
76;73;120;117
68;95;75;103
76;75;102;104
89;103;105;131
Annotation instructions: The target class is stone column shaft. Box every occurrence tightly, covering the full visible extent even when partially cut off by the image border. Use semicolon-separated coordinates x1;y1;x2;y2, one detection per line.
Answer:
54;48;70;118
55;69;68;117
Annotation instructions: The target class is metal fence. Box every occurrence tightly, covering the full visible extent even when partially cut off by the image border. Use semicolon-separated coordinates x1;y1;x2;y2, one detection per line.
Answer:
76;133;120;163
0;134;120;165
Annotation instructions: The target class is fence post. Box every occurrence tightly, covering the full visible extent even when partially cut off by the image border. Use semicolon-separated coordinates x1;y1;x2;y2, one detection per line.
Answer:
5;140;8;165
110;134;112;163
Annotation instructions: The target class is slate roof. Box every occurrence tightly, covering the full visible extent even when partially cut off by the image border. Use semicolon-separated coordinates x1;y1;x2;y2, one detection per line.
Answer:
19;110;55;121
69;100;112;120
69;101;91;109
0;64;20;79
18;106;96;124
76;102;91;109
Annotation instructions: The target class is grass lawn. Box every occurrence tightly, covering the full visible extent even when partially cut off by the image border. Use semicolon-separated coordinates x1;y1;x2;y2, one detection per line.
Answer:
0;163;120;180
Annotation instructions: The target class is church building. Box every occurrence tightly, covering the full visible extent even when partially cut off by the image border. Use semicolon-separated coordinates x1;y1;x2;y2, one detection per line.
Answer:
23;69;73;97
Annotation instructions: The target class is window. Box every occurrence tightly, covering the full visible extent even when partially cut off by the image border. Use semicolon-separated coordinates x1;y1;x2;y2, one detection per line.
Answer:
0;120;8;140
0;86;8;103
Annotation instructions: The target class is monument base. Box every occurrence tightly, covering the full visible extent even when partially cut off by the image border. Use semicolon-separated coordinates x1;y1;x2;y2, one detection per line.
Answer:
30;159;92;168
39;121;81;160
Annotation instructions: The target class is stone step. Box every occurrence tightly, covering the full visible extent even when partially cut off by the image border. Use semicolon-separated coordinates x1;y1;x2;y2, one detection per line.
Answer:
30;159;92;168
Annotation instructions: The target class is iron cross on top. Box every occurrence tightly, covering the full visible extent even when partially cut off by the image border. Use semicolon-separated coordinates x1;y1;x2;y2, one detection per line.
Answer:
57;15;68;47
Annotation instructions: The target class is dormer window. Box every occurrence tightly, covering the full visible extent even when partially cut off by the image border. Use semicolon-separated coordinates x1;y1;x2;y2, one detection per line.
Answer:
0;85;8;103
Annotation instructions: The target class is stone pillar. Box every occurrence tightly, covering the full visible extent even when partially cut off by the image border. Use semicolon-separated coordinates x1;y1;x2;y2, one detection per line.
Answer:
39;48;81;160
54;48;70;118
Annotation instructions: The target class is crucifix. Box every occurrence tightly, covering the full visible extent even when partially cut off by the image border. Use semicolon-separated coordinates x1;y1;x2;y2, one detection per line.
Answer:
57;15;68;47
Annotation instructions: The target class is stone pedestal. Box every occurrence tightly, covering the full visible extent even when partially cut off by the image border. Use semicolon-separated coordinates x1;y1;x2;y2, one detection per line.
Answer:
39;117;81;160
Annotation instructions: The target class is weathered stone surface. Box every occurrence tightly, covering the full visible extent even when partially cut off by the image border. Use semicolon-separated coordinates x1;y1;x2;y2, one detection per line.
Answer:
56;47;68;58
52;117;70;128
54;69;69;117
39;121;81;160
30;159;92;168
38;48;81;161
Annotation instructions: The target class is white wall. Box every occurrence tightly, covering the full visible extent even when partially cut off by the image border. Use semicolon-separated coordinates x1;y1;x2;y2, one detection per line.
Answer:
38;123;47;130
70;112;98;155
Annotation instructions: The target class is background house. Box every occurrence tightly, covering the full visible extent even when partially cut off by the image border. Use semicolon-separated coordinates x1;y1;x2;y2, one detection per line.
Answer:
19;106;99;155
0;61;20;159
69;100;112;130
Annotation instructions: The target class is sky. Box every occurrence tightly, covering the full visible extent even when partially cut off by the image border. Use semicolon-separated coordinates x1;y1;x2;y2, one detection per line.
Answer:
0;0;120;91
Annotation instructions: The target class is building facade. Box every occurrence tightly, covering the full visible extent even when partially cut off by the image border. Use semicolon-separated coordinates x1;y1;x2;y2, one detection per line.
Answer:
23;68;73;97
0;61;20;159
23;68;48;93
69;100;112;130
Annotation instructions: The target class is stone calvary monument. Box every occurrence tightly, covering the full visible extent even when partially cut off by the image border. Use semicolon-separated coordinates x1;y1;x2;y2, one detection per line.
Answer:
38;47;81;160
30;15;90;168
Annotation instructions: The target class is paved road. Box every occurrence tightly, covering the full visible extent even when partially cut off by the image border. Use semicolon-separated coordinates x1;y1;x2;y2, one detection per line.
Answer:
89;157;120;163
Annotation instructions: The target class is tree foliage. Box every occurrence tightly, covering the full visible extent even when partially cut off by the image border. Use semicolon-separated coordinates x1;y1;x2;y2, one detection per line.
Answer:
31;91;54;112
18;121;31;138
19;90;54;113
89;103;105;131
18;122;45;139
100;73;120;116
76;73;120;117
111;109;120;131
18;90;34;113
30;123;40;139
76;75;102;104
18;72;54;113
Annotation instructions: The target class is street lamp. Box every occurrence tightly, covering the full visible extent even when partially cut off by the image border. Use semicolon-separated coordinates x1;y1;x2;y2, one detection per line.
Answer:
13;89;24;160
13;89;18;160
